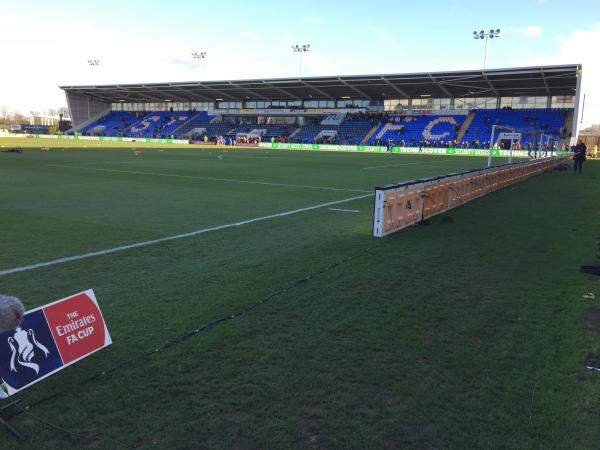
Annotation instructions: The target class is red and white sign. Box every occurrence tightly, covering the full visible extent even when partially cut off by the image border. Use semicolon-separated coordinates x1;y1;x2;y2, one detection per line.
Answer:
43;290;111;365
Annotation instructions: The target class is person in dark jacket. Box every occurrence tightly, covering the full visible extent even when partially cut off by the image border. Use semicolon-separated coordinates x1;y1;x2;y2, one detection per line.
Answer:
573;139;587;174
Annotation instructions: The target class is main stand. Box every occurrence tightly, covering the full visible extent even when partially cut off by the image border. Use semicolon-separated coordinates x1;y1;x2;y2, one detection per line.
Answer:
0;399;26;442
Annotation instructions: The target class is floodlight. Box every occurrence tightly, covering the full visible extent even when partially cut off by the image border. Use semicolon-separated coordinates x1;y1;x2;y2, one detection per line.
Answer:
472;27;501;70
291;43;311;75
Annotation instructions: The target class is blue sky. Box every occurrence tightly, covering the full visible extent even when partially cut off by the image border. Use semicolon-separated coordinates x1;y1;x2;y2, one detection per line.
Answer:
2;0;600;124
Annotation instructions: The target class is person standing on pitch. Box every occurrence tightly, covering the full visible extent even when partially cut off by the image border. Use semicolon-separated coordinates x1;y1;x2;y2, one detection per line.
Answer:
573;139;587;174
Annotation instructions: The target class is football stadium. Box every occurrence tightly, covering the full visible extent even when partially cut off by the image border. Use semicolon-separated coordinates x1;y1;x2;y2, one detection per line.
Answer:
2;4;600;449
61;65;581;149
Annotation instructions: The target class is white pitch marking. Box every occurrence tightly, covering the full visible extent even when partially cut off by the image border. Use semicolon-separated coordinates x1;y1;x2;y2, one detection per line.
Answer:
46;164;370;193
0;193;371;277
328;208;360;213
362;158;457;170
212;155;295;161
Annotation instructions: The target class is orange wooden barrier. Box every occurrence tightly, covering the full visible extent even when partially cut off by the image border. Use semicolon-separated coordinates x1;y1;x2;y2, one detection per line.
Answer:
373;156;568;237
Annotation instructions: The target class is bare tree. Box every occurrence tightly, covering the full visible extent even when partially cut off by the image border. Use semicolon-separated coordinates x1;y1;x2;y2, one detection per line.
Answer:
0;106;10;125
12;112;28;124
581;123;600;133
58;106;69;117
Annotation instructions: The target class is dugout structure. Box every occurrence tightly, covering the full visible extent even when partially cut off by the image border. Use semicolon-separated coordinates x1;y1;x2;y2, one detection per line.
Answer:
372;156;569;237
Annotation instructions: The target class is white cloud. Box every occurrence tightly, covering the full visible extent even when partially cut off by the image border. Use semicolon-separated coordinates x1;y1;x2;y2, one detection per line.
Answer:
524;23;600;128
0;11;295;113
512;25;544;37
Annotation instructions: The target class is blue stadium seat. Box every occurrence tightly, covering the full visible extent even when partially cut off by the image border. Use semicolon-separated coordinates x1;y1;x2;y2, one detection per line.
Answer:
366;114;465;146
461;109;568;147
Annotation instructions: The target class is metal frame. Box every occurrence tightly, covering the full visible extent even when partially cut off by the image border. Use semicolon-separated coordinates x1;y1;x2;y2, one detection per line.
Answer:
0;399;26;442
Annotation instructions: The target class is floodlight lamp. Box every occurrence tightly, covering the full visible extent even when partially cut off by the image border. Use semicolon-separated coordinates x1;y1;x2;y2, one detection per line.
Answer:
293;44;310;52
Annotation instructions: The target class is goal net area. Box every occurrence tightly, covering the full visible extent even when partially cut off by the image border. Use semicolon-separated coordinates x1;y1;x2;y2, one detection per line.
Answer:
372;156;569;238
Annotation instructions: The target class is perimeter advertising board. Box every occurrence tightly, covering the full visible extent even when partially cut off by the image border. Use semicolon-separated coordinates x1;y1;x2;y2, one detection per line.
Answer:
24;134;188;144
259;142;388;152
258;143;566;158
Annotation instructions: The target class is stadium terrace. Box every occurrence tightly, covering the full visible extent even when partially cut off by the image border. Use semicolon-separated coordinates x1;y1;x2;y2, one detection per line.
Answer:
60;64;582;150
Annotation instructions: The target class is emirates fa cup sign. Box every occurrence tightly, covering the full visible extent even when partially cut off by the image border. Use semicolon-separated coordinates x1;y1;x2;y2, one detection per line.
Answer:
0;289;111;398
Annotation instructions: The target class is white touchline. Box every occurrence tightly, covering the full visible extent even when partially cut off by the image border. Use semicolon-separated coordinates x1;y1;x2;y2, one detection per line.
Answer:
328;208;360;213
0;193;371;277
215;156;291;161
46;164;370;193
96;159;193;165
215;154;303;160
362;159;457;170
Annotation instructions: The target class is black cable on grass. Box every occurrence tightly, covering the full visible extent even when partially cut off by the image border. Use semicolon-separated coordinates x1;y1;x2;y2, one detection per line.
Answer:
5;246;374;420
529;379;538;424
13;402;100;442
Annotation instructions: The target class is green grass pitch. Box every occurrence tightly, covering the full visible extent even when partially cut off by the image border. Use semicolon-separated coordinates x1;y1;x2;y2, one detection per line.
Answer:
1;138;599;448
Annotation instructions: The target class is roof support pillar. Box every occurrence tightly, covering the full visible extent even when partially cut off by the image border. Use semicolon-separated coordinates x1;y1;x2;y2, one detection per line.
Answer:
571;66;583;142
